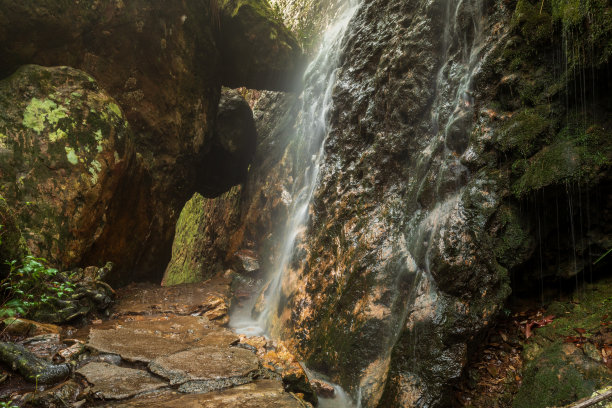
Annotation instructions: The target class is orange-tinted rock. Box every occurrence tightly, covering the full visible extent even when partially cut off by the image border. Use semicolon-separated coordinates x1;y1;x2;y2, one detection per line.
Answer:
113;276;231;319
1;318;61;338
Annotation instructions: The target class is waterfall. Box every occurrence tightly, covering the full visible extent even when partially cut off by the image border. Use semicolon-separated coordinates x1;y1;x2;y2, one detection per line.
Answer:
231;0;497;405
230;0;361;336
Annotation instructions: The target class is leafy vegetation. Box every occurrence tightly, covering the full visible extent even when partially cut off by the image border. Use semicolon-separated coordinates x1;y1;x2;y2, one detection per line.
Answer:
0;255;75;319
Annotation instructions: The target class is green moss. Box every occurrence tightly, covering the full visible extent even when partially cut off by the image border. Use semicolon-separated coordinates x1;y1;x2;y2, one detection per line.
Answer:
107;102;122;118
514;342;597;408
551;0;612;67
162;193;208;286
514;278;612;408
48;128;67;143
512;123;611;197
512;0;553;45
498;108;551;156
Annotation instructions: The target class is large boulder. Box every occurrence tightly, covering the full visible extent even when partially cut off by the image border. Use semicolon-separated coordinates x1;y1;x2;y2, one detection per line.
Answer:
0;0;303;283
0;65;134;270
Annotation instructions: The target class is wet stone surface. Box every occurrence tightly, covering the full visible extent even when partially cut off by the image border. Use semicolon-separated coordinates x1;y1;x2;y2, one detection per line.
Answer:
2;278;311;407
149;346;260;387
76;362;167;399
110;380;304;408
113;276;231;324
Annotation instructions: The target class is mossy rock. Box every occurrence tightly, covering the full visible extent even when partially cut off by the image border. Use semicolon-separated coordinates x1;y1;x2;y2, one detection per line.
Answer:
514;341;610;408
512;124;611;197
0;65;134;269
162;186;242;286
491;204;535;270
514;278;612;408
511;0;553;46
496;108;551;157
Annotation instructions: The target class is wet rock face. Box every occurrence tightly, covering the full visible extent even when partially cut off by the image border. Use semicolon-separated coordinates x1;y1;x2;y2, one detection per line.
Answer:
274;0;514;406
0;65;134;270
0;0;302;283
267;0;612;405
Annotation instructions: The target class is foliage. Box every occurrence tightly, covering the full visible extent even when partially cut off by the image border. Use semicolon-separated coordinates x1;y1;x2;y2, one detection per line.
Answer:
0;401;19;408
0;255;75;318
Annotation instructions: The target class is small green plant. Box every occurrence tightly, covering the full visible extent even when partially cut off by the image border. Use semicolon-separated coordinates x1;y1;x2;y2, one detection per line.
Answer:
0;255;75;318
0;400;19;408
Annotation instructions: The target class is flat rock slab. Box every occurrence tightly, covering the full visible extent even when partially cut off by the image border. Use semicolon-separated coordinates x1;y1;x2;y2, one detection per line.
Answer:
86;316;239;363
77;362;167;399
110;380;308;407
149;346;259;391
114;276;231;317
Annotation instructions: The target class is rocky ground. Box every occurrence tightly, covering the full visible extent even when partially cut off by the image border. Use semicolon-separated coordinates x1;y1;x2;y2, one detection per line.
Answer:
0;272;327;407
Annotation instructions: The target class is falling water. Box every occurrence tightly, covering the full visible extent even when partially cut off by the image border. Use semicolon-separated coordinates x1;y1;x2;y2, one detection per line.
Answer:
232;0;491;405
228;1;361;404
354;0;492;402
230;0;361;337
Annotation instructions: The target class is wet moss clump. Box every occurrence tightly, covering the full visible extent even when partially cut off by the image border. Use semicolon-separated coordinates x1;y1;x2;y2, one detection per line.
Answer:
497;108;552;157
551;0;612;68
512;123;611;197
514;342;600;408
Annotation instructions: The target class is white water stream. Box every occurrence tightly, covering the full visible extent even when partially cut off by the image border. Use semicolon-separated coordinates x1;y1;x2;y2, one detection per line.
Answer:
230;0;360;338
229;1;361;405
